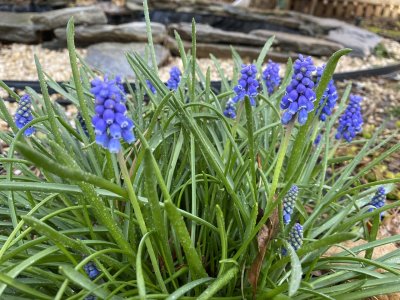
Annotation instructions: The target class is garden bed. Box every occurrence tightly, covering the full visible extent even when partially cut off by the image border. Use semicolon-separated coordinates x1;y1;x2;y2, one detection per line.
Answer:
0;2;399;299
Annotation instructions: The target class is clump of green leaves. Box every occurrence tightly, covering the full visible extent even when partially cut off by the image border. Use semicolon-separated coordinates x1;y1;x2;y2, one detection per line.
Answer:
0;2;399;299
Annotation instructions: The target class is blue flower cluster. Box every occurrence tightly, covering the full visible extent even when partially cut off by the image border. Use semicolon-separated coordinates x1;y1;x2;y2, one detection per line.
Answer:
283;185;299;225
14;94;35;136
223;99;237;119
91;76;136;153
232;64;259;106
166;67;181;90
368;187;386;214
280;54;316;125
335;94;363;142
146;80;156;94
288;223;303;251
282;223;303;256
83;261;100;279
262;60;281;95
316;65;338;121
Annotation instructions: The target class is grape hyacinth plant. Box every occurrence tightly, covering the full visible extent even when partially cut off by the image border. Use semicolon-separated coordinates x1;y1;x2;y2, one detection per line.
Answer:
316;65;338;121
14;94;35;136
262;59;281;95
288;223;304;251
282;223;303;256
223;99;237;119
0;9;399;300
90;76;136;153
280;54;316;125
283;185;299;225
83;261;100;280
368;186;386;216
232;64;259;106
166;66;181;90
335;94;363;142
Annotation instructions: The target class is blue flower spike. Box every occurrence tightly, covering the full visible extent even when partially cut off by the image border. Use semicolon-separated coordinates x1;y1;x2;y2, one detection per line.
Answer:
283;185;299;225
282;223;303;256
90;76;136;153
232;64;259;106
316;65;338;121
280;54;316;125
166;67;181;91
368;187;386;218
335;94;363;142
83;261;100;280
262;60;281;95
288;223;303;251
14;94;35;136
223;99;237;119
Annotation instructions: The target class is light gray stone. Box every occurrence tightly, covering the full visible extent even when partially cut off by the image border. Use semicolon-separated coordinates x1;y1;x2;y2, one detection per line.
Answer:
54;22;166;46
0;12;38;43
250;29;343;56
169;22;269;46
326;26;382;57
85;42;170;78
290;12;382;56
31;6;107;30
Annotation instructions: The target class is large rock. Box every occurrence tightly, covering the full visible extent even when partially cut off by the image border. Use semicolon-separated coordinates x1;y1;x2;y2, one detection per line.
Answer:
126;2;381;58
54;22;166;46
85;42;170;78
288;12;382;56
168;22;269;46
0;12;38;43
326;26;382;57
250;29;343;57
165;36;291;62
31;6;107;30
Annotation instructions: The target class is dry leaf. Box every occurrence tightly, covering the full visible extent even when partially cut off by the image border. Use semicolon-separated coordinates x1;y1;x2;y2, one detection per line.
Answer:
248;208;279;298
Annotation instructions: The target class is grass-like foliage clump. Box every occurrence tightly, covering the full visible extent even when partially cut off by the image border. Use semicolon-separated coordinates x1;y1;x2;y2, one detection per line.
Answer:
0;2;399;299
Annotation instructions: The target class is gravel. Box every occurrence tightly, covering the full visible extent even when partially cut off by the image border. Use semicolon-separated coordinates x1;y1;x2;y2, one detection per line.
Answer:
0;38;399;83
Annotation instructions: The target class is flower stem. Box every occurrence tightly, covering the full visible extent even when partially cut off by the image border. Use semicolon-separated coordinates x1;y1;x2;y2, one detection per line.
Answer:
269;122;294;204
117;151;167;293
269;122;294;234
